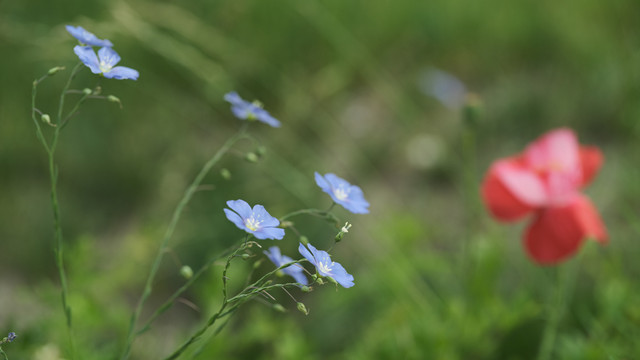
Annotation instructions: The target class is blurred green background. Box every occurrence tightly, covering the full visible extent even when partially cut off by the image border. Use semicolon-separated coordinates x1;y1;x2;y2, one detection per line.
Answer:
2;0;640;358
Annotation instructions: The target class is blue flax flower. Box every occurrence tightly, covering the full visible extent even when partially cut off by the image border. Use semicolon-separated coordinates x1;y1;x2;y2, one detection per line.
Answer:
264;246;308;285
298;243;354;288
315;172;369;214
66;25;113;47
224;199;284;240
224;92;281;127
74;46;139;80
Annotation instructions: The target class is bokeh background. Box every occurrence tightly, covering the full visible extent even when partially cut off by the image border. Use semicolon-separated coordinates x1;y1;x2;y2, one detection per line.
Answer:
1;0;640;358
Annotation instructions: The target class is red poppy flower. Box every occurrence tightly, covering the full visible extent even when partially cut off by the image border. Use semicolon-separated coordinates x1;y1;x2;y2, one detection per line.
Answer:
481;128;607;264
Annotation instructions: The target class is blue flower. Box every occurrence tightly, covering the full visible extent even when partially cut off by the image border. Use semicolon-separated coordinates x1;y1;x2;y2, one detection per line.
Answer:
224;199;285;240
315;172;369;214
66;25;113;47
298;243;354;288
224;92;281;127
264;246;308;285
6;332;16;342
74;46;139;80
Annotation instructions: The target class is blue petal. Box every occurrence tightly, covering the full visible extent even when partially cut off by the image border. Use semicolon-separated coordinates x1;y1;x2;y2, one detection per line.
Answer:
231;105;251;120
224;91;244;106
252;205;280;227
74;46;101;74
264;246;282;265
254;108;281;127
224;208;246;231
298;243;315;265
329;261;355;288
324;173;350;189
104;66;139;80
226;200;252;219
98;47;121;67
286;266;309;285
66;25;113;47
315;172;330;192
254;227;284;240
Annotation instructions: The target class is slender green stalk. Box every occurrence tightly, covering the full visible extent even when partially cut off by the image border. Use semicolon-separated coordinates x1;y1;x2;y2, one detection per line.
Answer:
121;126;249;360
537;261;578;360
0;348;7;360
279;204;339;225
32;64;83;359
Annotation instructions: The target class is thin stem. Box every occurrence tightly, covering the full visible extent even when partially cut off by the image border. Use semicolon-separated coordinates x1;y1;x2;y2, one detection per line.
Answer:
134;244;237;336
121;126;249;360
279;207;340;226
537;262;578;360
0;348;7;360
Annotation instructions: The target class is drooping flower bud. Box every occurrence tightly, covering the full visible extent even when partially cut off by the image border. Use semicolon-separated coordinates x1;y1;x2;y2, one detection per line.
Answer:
296;302;309;315
179;265;193;279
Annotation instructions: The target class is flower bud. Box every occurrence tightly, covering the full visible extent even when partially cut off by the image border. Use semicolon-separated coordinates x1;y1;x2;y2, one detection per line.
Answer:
256;146;267;157
462;93;483;128
245;152;259;163
180;265;193;279
82;88;92;95
299;236;309;246
300;285;311;293
41;114;52;125
272;304;286;313
252;258;264;269
241;253;251;260
326;276;338;286
220;168;231;180
48;66;65;75
315;277;325;286
296;302;309;315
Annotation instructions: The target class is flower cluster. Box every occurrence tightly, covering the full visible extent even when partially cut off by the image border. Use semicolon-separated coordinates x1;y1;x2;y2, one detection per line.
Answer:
223;95;370;288
481;128;607;264
66;25;139;80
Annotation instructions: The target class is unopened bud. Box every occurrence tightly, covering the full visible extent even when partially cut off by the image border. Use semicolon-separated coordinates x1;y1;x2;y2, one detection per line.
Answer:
300;285;311;292
299;236;309;246
326;276;338;286
220;168;231;180
180;265;193;279
245;152;259;163
48;66;65;75
272;304;286;313
256;146;267;157
462;93;483;128
82;88;92;95
41;114;52;125
253;259;264;269
296;302;309;315
241;253;251;260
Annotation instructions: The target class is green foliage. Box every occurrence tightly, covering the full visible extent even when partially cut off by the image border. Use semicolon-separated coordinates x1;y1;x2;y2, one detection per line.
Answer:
1;0;640;358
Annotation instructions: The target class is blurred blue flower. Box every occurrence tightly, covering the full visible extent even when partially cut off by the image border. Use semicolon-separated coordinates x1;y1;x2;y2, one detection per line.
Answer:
264;246;308;285
418;67;467;109
315;172;369;214
6;332;16;342
298;243;354;288
224;199;284;240
66;25;113;47
74;46;139;80
224;92;281;127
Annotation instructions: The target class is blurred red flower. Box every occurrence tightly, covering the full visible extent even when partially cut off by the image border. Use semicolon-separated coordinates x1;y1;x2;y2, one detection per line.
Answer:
481;128;607;264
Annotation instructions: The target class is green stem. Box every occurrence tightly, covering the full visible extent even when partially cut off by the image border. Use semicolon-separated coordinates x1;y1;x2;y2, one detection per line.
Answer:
279;207;340;226
121;127;249;360
537;262;578;360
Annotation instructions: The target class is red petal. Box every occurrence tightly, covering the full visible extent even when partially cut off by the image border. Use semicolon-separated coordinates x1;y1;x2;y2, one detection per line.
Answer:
524;194;607;265
579;146;603;187
481;159;537;222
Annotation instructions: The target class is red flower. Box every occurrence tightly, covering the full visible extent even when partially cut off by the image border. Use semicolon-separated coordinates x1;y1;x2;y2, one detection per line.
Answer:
481;128;607;264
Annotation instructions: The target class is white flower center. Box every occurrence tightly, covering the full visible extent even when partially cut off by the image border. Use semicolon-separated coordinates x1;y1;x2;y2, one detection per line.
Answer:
244;217;261;232
317;260;333;275
333;187;349;201
99;60;112;74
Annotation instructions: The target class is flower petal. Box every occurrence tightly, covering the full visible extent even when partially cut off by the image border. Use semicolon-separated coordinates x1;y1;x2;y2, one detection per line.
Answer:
329;261;355;288
98;46;121;67
254;227;285;240
226;200;252;219
579;146;603;187
524;194;607;264
298;243;315;264
481;159;540;221
104;66;139;80
524;128;580;173
74;46;101;74
224;208;246;230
